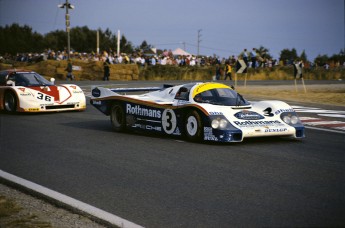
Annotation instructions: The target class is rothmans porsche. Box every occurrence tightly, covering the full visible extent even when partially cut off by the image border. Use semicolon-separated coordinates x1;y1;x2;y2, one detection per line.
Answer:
0;70;86;113
90;82;305;143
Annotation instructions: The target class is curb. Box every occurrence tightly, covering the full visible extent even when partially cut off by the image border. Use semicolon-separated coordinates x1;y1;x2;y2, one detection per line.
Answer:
0;169;143;228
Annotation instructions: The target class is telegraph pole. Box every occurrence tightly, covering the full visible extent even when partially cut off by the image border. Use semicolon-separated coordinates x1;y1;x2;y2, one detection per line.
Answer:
197;29;202;56
117;30;120;56
58;0;74;60
97;29;99;55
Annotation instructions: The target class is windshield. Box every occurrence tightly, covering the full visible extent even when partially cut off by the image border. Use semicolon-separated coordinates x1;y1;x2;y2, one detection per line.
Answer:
15;72;53;86
193;88;250;106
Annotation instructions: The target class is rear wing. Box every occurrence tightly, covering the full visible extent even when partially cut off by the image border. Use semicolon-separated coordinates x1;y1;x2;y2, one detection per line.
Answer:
110;84;174;93
91;84;174;98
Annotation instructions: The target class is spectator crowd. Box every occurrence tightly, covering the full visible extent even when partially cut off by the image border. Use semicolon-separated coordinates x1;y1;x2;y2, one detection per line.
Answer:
0;48;278;68
1;48;344;70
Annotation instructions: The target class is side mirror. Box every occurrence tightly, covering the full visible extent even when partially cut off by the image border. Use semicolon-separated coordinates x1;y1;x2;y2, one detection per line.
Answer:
50;78;56;84
6;80;15;86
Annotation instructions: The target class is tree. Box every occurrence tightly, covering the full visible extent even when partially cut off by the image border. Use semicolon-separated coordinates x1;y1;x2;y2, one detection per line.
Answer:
45;26;116;53
300;50;308;62
314;54;329;66
118;35;134;54
99;28;116;52
255;46;272;59
329;51;345;65
139;40;152;51
70;27;84;52
43;30;68;51
279;48;298;64
0;23;44;55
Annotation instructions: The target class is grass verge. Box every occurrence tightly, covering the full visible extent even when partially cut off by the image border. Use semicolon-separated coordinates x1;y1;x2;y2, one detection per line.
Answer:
0;195;52;228
237;84;345;107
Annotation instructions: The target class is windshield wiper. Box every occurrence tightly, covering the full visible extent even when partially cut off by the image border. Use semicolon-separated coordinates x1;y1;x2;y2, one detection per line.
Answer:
211;101;227;106
196;100;211;104
33;75;44;85
235;93;246;106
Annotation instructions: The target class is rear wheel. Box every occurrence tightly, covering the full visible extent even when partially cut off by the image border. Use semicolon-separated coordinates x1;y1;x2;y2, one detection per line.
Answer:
110;103;126;132
4;91;17;113
184;110;203;142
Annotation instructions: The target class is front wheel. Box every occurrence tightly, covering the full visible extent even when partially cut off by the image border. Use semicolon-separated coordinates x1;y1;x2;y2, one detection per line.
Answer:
110;103;126;132
184;110;203;142
4;91;17;113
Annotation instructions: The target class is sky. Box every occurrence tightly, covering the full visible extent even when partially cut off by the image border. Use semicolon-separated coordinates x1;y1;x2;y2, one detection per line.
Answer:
0;0;343;60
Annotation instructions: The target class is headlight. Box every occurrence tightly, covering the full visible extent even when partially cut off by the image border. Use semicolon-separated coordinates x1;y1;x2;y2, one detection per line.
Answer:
282;116;291;124
281;113;300;125
219;119;228;129
211;119;220;128
290;115;299;124
211;118;228;129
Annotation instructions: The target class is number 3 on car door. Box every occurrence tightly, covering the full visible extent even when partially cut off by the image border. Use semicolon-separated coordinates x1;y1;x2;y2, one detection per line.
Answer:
162;109;177;134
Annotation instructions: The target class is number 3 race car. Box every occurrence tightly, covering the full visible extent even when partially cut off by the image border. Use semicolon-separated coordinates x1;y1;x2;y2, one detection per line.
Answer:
90;82;305;143
0;70;86;113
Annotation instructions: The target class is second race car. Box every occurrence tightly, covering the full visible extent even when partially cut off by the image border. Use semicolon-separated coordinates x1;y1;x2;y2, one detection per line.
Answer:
90;82;305;143
0;70;86;113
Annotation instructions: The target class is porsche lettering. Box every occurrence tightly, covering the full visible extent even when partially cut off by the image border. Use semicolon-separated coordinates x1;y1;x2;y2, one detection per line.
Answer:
146;125;162;131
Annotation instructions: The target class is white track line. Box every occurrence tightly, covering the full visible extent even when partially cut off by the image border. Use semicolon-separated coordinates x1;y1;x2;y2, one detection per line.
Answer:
305;126;345;134
299;117;345;133
0;169;143;228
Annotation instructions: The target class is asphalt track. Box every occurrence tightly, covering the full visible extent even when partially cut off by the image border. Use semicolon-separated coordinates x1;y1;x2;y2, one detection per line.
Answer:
1;80;345;227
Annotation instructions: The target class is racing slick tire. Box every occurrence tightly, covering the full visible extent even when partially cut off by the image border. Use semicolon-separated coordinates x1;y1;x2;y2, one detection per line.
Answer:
184;110;203;142
4;91;17;113
110;102;126;132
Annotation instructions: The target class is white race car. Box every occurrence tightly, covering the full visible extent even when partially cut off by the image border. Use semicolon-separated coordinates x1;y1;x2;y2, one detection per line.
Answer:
0;70;86;113
90;82;305;143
